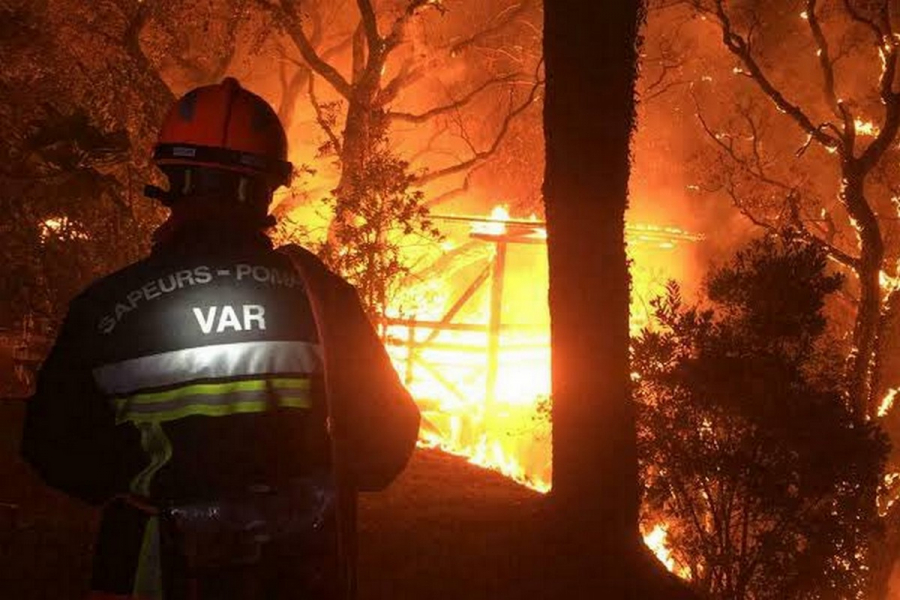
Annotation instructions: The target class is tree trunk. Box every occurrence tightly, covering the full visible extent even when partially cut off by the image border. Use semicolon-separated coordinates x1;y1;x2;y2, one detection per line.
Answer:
842;164;885;418
542;1;696;597
544;0;640;527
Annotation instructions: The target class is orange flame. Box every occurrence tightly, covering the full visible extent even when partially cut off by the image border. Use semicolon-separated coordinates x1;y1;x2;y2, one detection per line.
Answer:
380;205;700;495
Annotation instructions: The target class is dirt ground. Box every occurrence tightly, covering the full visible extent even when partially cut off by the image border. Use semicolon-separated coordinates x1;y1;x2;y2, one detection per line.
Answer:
0;400;556;599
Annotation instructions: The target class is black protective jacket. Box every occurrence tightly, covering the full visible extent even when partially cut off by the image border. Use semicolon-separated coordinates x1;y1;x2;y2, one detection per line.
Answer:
21;220;420;597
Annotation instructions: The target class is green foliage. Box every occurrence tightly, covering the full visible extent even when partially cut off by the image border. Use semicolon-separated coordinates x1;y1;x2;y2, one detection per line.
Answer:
635;237;887;599
314;139;442;318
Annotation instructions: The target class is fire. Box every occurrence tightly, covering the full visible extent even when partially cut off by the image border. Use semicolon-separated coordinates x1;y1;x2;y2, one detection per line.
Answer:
879;472;900;517
381;205;700;494
878;388;898;418
854;119;880;137
643;523;693;579
643;523;679;574
472;205;513;236
39;216;88;242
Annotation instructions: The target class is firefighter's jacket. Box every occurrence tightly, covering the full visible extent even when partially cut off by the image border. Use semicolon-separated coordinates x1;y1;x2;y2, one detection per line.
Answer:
20;225;420;596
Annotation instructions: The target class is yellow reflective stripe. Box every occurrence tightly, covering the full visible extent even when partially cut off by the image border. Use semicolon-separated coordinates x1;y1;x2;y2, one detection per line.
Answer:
121;377;310;406
125;399;271;424
130;422;173;495
279;395;313;408
132;516;163;600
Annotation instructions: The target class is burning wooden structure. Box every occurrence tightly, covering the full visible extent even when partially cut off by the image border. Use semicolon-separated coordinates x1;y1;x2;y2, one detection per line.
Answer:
379;207;701;492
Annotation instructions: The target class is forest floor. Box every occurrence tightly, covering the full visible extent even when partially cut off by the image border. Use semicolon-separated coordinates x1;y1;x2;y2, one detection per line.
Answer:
0;399;567;599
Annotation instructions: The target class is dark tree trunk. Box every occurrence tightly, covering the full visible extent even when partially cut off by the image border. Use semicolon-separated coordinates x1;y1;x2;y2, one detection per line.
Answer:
544;0;642;537
542;2;696;597
842;164;885;418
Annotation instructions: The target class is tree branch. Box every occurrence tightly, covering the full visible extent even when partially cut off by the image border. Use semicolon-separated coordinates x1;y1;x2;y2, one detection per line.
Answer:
448;0;533;57
413;73;542;186
356;0;381;52
805;0;841;116
710;0;841;152
424;164;487;208
379;0;534;104
261;0;353;99
383;0;435;53
387;72;522;123
378;59;426;105
841;0;885;44
857;3;900;170
309;74;342;156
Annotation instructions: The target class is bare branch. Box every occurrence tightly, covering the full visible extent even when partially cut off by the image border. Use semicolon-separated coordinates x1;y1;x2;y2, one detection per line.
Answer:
413;73;543;186
378;0;536;105
640;42;690;103
449;0;533;57
356;0;381;51
694;101;792;193
352;20;367;84
424;164;487;208
805;0;841;115
710;0;841;151
841;0;885;44
858;6;900;170
387;73;522;123
641;79;690;103
378;59;426;105
406;123;451;163
383;0;435;52
258;0;352;98
309;74;342;156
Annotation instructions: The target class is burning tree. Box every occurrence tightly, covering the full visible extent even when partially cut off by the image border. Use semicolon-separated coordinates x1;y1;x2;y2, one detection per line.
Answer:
634;237;887;599
645;0;900;592
248;0;543;314
24;0;543;318
671;0;900;422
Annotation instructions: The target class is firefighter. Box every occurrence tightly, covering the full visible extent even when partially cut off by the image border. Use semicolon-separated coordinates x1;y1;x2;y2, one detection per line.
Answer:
21;77;420;600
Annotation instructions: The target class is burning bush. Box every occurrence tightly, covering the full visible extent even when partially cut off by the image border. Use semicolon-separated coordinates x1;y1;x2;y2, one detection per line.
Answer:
634;237;888;599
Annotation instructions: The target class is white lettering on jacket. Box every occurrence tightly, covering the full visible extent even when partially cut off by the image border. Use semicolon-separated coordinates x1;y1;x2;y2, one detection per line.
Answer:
192;305;267;335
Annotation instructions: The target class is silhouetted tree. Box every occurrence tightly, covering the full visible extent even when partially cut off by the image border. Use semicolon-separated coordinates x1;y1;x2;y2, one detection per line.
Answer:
0;1;170;331
635;237;887;599
543;0;695;597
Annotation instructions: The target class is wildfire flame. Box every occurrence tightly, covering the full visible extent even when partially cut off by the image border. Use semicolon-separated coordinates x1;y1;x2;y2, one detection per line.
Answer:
643;523;674;569
878;388;898;418
854;118;880;137
381;205;700;497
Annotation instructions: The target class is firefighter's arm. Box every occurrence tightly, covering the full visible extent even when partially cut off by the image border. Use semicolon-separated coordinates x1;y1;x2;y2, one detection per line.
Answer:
20;302;142;505
331;282;421;492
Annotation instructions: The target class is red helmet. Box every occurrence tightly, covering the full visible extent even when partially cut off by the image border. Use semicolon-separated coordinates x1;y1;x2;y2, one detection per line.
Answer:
152;78;292;187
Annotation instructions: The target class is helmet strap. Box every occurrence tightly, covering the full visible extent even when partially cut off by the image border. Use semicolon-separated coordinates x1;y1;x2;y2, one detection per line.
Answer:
238;177;250;203
181;168;194;195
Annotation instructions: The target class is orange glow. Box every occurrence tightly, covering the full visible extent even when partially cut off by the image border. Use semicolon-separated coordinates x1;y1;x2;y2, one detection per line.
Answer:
642;523;690;578
380;206;701;493
854;119;880;137
39;217;88;242
878;388;898;418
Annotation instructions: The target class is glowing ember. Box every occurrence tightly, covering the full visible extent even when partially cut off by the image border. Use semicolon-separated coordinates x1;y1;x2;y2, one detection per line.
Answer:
879;472;900;518
39;217;88;242
878;388;898;418
854;119;880;137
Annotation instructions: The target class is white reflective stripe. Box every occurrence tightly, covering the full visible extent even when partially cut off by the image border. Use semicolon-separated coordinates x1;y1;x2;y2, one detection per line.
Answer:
92;340;323;396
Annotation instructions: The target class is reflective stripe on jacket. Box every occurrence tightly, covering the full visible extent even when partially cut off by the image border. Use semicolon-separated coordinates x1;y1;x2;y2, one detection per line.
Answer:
22;229;419;599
